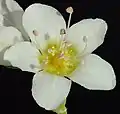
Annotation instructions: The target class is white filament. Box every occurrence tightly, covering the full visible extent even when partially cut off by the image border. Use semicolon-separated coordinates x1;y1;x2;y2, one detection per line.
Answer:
67;13;72;29
32;30;42;55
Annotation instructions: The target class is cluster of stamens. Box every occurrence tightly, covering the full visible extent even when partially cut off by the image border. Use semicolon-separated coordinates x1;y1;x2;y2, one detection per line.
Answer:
38;40;80;76
31;7;87;77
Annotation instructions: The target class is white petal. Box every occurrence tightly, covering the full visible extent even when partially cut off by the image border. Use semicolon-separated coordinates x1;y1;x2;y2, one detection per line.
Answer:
70;54;116;90
0;0;29;40
5;0;23;11
23;3;66;48
4;42;40;72
0;0;23;14
0;26;23;66
0;26;23;47
32;72;71;110
67;19;107;54
0;0;8;14
0;0;23;24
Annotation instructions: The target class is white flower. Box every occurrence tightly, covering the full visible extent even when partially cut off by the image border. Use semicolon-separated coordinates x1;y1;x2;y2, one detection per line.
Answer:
4;3;116;111
0;0;29;66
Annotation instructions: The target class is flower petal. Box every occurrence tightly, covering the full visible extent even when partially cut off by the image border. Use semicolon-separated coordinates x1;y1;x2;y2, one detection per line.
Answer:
22;3;66;48
0;26;23;66
67;19;107;54
5;0;23;11
0;0;29;40
0;0;23;24
4;42;40;72
70;54;116;90
32;72;71;110
0;26;23;48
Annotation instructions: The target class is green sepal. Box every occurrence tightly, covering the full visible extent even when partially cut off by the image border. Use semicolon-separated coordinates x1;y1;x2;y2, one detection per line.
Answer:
53;100;67;114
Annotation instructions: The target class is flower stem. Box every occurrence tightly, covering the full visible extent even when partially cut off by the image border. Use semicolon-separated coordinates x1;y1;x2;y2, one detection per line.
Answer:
53;100;67;114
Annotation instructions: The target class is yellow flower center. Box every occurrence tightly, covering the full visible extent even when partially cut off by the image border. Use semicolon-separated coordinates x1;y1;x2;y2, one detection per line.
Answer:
38;40;80;77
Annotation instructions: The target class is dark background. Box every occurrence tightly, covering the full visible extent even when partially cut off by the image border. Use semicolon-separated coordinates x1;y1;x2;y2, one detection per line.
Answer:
0;0;120;114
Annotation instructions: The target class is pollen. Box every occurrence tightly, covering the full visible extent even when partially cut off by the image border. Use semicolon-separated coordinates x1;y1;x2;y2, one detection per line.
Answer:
38;40;80;77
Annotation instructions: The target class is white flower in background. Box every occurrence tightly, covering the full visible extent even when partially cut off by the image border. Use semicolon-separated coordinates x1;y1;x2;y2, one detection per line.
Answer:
0;0;29;66
4;3;116;113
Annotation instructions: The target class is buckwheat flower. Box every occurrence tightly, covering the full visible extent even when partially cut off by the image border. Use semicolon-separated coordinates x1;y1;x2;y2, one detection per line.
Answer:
4;3;116;114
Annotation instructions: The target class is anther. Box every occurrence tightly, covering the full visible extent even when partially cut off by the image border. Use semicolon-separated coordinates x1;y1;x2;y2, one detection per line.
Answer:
83;36;87;43
66;7;73;14
33;30;39;36
60;28;66;35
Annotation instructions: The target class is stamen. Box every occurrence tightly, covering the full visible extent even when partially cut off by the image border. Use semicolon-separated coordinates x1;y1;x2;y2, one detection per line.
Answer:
38;41;79;76
78;36;88;56
32;30;43;55
59;29;66;50
59;40;67;51
66;7;74;29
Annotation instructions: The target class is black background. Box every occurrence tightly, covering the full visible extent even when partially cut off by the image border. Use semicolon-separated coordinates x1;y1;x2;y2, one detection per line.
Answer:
0;0;120;114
